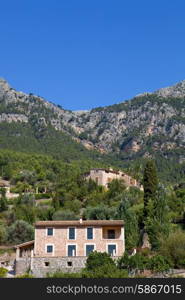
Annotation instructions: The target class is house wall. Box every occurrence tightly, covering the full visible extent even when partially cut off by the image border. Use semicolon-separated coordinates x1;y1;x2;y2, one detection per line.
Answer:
87;169;139;189
34;226;125;257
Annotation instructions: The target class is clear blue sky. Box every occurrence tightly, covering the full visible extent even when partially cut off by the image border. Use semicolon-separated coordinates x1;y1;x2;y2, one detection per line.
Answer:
1;0;185;110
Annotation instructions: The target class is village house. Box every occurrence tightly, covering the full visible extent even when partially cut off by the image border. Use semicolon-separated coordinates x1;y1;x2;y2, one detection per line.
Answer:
15;219;125;277
0;178;19;199
85;168;143;190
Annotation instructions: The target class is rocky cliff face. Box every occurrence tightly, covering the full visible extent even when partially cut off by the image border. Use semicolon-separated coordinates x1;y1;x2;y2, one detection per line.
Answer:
1;77;185;164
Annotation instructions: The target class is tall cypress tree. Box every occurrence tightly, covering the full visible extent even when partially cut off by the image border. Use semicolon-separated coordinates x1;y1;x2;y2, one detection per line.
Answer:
143;160;158;219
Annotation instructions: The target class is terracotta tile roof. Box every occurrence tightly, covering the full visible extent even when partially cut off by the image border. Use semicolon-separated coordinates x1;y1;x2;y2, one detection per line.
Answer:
35;220;124;227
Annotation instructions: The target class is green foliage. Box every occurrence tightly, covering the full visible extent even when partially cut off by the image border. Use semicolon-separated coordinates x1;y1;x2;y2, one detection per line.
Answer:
143;160;158;219
82;251;128;278
14;205;36;224
0;196;8;212
83;205;116;220
0;225;7;244
118;252;170;274
85;251;115;270
159;230;185;268
118;253;150;272
16;273;34;278
52;209;78;220
144;186;171;249
0;267;8;278
6;220;34;245
47;271;81;278
116;199;140;250
0;188;8;212
82;263;128;278
148;255;171;273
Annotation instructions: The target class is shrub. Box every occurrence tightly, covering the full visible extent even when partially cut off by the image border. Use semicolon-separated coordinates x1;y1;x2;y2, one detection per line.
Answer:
16;273;34;278
148;255;171;273
7;220;34;245
159;230;185;268
52;210;78;220
0;267;8;278
85;251;116;271
47;272;81;278
82;264;128;278
0;225;7;244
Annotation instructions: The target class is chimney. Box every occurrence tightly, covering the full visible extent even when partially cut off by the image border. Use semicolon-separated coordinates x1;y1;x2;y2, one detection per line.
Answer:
79;218;83;224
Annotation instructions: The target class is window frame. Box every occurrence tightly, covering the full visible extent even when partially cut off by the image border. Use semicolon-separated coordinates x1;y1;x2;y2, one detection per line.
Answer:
84;243;96;256
46;227;54;236
106;243;117;256
67;244;77;257
45;244;54;255
68;227;76;240
86;227;94;240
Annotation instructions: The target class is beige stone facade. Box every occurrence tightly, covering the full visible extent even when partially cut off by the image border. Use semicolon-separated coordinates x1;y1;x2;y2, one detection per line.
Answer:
14;220;125;276
86;168;143;190
34;220;125;258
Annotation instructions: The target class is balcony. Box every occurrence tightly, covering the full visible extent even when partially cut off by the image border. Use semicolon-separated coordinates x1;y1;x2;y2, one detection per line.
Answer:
102;228;122;240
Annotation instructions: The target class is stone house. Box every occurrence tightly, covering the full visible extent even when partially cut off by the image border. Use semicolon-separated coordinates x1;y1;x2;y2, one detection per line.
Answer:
0;178;19;199
85;168;143;190
15;219;125;277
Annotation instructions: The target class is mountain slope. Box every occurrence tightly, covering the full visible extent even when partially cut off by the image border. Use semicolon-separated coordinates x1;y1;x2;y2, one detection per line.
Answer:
1;78;185;183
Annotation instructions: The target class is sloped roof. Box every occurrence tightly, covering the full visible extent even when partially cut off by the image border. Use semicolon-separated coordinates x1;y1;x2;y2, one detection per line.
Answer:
35;220;124;227
14;240;34;249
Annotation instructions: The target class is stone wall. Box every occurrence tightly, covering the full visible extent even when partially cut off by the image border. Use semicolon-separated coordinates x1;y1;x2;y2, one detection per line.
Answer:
31;257;87;278
15;258;31;275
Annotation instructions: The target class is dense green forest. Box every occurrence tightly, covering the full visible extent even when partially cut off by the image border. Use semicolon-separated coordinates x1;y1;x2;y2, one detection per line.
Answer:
0;149;185;274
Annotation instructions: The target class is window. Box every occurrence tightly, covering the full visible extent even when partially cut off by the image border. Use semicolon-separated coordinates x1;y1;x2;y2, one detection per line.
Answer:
46;245;53;253
86;245;94;256
108;244;116;256
67;261;73;267
68;228;76;240
47;228;53;236
68;245;76;256
87;227;93;240
108;229;115;239
44;262;50;267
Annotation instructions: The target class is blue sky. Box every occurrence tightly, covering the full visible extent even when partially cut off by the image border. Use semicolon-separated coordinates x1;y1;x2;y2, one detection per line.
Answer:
0;0;185;110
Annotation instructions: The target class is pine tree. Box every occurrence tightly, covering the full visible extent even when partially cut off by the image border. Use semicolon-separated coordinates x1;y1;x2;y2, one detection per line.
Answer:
143;160;158;219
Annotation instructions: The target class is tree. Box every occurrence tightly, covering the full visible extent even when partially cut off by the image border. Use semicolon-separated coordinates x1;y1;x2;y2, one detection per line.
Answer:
85;251;115;271
0;225;7;244
82;251;128;278
7;220;34;245
144;185;171;249
116;199;140;250
118;252;150;274
107;179;126;199
83;205;116;220
143;160;158;219
21;193;35;206
159;230;185;268
52;209;78;220
0;188;8;212
148;255;171;273
15;205;36;224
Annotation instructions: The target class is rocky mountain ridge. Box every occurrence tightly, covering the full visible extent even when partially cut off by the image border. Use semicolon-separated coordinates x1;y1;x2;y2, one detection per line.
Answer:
1;78;185;171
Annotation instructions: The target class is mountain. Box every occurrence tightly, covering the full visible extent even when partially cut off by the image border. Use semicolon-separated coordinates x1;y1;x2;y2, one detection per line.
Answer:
1;78;185;183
